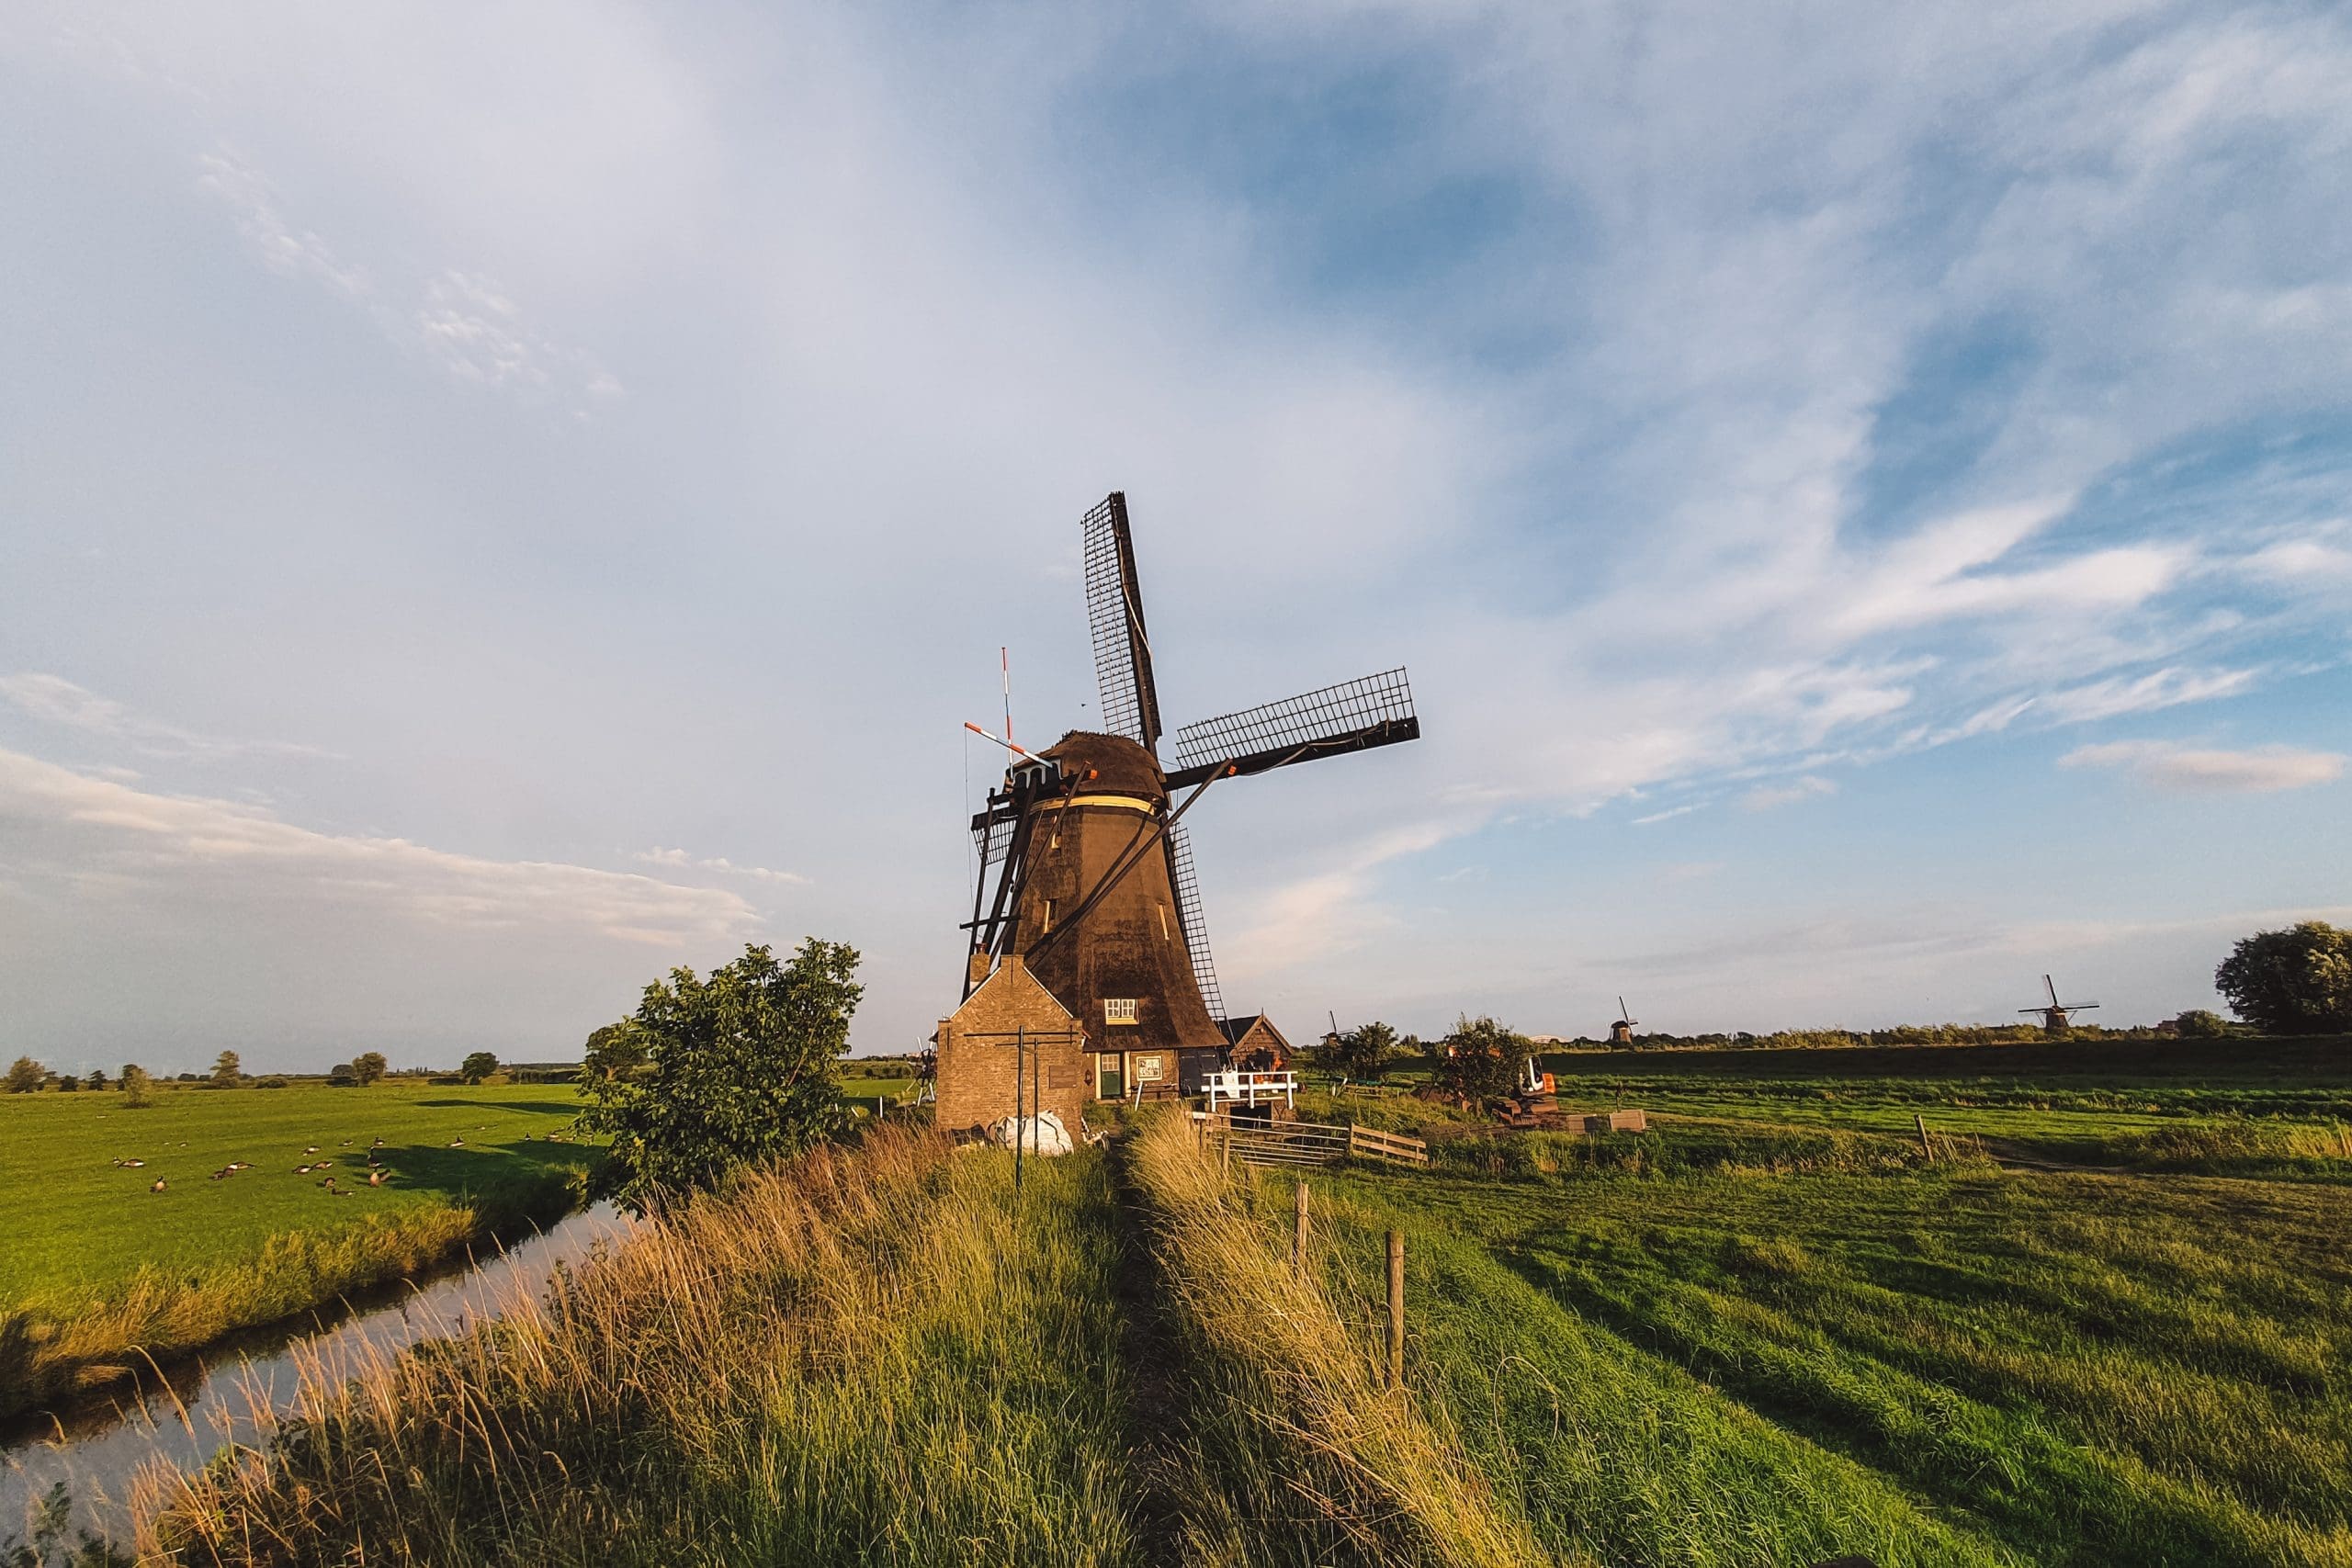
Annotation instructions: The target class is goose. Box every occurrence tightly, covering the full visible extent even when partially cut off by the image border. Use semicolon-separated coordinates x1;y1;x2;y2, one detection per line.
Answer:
295;1165;313;1174
150;1179;166;1192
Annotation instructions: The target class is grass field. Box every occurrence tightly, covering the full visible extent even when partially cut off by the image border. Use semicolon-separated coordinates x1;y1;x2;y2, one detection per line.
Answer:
23;1043;2352;1565
141;1128;1143;1566
0;1082;601;1420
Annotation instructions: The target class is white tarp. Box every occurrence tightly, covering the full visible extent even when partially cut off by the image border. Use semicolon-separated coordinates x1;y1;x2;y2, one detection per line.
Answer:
989;1111;1074;1156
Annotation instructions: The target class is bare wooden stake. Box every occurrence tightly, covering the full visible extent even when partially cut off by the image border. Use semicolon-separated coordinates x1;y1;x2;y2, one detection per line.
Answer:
1221;1123;1231;1178
1385;1229;1405;1390
1294;1179;1309;1273
1915;1112;1934;1162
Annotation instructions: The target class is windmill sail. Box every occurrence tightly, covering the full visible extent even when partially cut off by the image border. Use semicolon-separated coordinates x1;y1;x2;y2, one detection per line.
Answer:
1163;821;1227;1025
1081;493;1163;753
974;810;1018;866
1165;667;1419;788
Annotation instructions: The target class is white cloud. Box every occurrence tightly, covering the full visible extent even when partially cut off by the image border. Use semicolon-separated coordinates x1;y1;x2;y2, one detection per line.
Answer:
2035;666;2258;724
195;149;370;299
1740;774;1838;812
192;148;618;411
0;673;336;761
2059;739;2346;794
635;847;808;886
1631;804;1699;826
2239;529;2352;586
0;749;755;945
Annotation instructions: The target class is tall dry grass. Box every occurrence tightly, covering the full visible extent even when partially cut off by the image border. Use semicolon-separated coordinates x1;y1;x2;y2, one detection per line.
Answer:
2;1206;490;1420
138;1129;1138;1567
1125;1111;1561;1568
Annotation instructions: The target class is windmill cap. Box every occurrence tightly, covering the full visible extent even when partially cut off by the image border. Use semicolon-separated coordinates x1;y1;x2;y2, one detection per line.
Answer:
1042;730;1166;797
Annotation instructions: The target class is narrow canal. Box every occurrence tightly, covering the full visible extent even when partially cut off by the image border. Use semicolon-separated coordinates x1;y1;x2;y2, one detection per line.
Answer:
1;1201;639;1549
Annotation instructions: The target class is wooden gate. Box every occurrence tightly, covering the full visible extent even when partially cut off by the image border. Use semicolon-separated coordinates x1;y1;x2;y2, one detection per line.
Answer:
1204;1115;1427;1168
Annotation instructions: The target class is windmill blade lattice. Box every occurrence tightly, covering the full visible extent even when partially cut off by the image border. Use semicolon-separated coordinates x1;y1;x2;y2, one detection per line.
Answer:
1169;668;1418;780
1081;493;1162;752
974;811;1018;867
1164;821;1227;1023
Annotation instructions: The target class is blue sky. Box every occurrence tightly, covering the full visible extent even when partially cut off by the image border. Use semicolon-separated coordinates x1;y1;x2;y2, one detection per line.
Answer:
2;1;2347;1071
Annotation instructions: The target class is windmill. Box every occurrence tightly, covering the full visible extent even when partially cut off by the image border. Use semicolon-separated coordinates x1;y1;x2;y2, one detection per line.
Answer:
962;491;1420;1077
1609;998;1638;1045
2020;975;2098;1033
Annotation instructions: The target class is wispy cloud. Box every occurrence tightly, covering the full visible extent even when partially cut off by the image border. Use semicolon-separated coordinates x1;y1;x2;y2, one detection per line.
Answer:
635;847;808;886
195;148;620;411
1630;804;1699;826
0;749;754;945
2059;739;2346;794
2034;666;2259;725
0;673;336;761
1740;774;1838;812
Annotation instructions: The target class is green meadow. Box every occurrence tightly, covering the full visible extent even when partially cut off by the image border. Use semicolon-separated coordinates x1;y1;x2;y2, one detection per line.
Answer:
18;1042;2352;1564
0;1081;597;1305
0;1081;600;1420
1300;1135;2352;1566
103;1106;2352;1566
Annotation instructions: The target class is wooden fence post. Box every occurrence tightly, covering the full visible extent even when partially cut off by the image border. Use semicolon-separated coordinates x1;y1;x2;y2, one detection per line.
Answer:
1294;1179;1309;1273
1385;1230;1405;1389
1914;1113;1934;1162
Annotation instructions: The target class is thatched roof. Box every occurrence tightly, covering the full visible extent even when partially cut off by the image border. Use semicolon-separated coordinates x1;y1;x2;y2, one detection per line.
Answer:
1040;730;1167;797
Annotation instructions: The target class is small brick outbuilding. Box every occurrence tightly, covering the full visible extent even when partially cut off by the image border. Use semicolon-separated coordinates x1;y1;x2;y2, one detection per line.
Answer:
933;957;1093;1136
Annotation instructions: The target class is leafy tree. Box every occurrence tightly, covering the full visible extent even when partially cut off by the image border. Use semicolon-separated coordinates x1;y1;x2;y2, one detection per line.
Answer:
578;940;863;1213
2215;921;2352;1036
55;1072;78;1092
459;1051;500;1084
210;1050;243;1088
1315;1020;1400;1082
85;1069;107;1090
1432;1015;1534;1102
353;1051;389;1086
2174;1009;2232;1039
583;1021;648;1081
6;1057;44;1094
328;1062;359;1087
120;1065;153;1108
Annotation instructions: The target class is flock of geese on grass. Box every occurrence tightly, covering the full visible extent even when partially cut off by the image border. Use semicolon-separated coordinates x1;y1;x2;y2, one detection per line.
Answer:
115;1122;542;1194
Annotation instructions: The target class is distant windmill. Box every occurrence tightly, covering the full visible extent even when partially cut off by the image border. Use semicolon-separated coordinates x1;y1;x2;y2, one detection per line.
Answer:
2020;975;2098;1033
1610;997;1639;1045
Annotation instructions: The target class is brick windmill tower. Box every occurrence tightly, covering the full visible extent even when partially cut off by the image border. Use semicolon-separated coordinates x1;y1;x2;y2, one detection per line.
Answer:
934;493;1421;1134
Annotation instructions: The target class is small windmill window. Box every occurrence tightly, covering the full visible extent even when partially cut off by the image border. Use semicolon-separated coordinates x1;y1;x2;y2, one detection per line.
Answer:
1104;998;1138;1026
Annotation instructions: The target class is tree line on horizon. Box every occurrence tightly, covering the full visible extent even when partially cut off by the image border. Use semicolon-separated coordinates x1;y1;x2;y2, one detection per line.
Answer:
1303;920;2352;1089
3;1045;510;1097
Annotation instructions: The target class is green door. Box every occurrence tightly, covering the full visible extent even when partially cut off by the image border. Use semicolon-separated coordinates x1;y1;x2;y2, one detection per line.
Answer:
1096;1053;1124;1100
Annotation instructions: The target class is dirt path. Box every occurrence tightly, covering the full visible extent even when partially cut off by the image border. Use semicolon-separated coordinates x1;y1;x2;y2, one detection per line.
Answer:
1102;1135;1196;1568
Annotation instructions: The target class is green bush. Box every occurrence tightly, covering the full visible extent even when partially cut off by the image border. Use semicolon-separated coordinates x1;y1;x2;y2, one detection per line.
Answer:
2215;921;2352;1036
